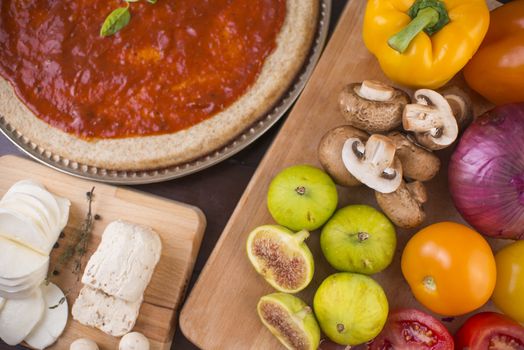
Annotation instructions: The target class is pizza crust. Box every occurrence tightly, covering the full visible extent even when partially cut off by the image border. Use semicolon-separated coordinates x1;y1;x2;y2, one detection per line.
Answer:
0;1;318;171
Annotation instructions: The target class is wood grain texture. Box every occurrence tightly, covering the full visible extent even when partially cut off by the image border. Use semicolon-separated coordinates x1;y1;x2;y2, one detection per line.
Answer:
180;0;505;349
0;155;206;350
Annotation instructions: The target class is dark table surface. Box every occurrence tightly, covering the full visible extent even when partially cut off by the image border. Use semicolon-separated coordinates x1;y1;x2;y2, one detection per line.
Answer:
0;1;348;349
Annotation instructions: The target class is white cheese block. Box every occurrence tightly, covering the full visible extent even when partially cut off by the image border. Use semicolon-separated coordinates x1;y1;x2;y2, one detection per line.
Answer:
0;208;52;254
82;220;162;302
0;237;49;280
25;283;68;350
0;288;44;345
72;285;142;337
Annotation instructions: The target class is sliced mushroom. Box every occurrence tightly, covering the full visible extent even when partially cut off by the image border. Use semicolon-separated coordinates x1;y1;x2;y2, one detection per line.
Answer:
375;180;427;229
339;80;410;133
403;89;459;150
387;131;440;181
341;134;402;193
318;125;369;187
439;86;473;131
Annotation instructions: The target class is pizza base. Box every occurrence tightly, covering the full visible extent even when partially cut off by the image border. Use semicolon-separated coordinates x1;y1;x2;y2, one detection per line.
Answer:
0;1;318;171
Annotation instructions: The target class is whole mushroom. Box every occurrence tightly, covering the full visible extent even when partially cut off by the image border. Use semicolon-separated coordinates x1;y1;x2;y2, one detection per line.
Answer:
387;131;440;182
341;134;403;194
403;89;459;150
318;125;369;186
339;80;410;133
375;180;428;229
119;332;150;350
70;338;99;350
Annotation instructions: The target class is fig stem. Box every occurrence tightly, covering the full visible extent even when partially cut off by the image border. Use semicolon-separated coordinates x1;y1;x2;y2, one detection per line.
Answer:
294;306;312;320
293;230;310;243
357;232;370;242
337;323;345;333
295;186;306;195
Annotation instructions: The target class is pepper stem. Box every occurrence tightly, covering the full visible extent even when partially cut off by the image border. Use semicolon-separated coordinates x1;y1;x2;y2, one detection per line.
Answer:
388;7;439;53
388;0;450;53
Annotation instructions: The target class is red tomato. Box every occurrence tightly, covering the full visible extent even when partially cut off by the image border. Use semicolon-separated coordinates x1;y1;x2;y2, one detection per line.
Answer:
367;309;453;350
455;312;524;350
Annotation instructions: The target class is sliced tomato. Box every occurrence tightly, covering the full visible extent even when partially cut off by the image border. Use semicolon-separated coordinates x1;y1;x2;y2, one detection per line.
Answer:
455;312;524;350
367;309;453;350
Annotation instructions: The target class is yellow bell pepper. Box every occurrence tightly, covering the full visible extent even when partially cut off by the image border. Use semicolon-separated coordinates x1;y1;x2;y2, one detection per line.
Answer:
363;0;490;89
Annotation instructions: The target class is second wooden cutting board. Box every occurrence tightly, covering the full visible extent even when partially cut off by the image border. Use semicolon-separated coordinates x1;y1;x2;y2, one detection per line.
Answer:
179;0;502;349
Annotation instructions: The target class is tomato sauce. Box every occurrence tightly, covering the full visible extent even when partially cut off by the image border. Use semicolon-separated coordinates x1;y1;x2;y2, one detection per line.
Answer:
0;0;286;138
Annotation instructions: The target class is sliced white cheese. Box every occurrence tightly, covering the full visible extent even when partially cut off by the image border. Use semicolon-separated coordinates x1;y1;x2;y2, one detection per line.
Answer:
0;283;40;300
72;285;142;337
55;196;70;232
82;221;162;302
0;257;48;287
0;288;44;345
2;193;56;238
0;208;52;255
25;283;68;350
0;236;49;280
0;198;50;240
2;180;70;245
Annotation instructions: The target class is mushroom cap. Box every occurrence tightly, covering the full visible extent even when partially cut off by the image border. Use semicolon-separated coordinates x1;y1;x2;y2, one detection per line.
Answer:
119;332;150;350
375;180;427;229
339;82;410;133
341;134;403;193
387;131;441;182
70;338;99;350
403;89;459;150
318;125;369;187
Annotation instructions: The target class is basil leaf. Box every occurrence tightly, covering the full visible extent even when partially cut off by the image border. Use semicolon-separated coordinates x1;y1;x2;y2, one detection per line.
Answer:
147;0;158;3
100;6;131;37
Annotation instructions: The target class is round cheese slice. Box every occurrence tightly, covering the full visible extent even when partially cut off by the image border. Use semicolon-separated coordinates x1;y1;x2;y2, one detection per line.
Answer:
25;283;68;350
0;208;53;255
2;193;57;238
0;287;44;346
3;180;62;234
0;237;49;280
0;198;51;241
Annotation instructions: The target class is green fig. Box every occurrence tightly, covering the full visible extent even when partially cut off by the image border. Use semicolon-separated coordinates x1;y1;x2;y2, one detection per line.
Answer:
320;205;396;274
313;273;388;346
247;225;314;293
257;293;320;350
267;165;338;231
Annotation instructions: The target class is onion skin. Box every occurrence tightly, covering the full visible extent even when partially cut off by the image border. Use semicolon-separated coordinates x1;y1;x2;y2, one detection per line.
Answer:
449;103;524;240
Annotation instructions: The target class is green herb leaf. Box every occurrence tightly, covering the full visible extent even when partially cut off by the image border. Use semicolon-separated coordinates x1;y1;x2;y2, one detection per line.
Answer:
147;0;157;3
100;6;131;37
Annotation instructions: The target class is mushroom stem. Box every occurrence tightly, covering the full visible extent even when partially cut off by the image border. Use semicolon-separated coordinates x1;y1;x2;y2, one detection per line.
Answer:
388;0;450;53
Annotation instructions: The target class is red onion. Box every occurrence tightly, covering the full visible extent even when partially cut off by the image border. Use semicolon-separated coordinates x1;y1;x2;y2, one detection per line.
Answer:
449;103;524;240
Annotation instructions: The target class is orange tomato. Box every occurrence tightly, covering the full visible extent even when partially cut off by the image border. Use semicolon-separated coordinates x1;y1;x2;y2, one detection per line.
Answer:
401;222;496;316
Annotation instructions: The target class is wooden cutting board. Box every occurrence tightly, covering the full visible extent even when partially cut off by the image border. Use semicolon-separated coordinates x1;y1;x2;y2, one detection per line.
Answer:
180;0;506;349
0;155;206;350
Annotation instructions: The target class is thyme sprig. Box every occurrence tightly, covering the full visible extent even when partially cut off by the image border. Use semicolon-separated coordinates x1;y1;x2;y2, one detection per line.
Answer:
47;187;97;309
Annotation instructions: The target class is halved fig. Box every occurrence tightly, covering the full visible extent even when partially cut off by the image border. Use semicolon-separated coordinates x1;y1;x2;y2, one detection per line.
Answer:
257;293;320;350
246;225;314;293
